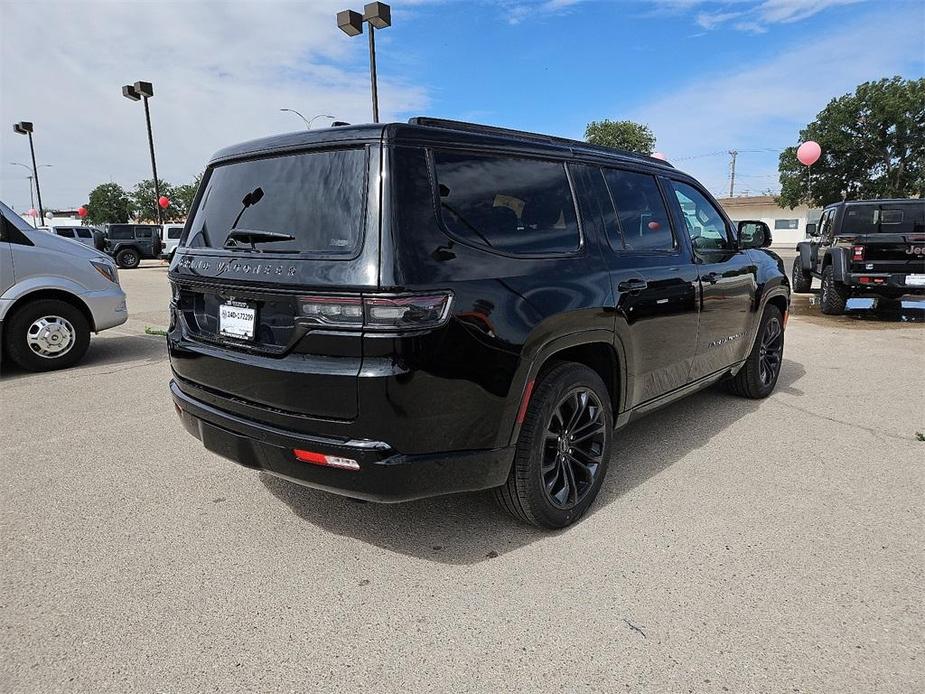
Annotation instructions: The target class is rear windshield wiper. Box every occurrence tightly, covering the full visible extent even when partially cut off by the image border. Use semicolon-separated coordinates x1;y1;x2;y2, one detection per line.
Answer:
224;229;295;251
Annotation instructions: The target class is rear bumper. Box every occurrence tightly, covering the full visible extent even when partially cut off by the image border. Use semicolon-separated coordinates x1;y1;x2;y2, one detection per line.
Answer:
171;380;514;502
845;272;925;293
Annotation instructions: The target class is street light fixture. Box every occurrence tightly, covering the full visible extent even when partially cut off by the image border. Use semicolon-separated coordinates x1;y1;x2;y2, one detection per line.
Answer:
10;162;52;227
12;121;46;226
337;2;391;123
279;109;337;129
122;80;163;224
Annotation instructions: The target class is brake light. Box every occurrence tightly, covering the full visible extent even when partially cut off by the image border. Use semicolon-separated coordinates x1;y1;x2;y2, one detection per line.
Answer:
852;245;865;262
299;292;453;331
293;449;360;470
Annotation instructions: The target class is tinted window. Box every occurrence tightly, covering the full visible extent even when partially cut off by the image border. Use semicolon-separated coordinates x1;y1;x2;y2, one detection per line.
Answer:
186;148;367;255
843;205;879;234
109;225;134;240
57;228;76;238
774;219;799;230
136;227;153;238
167;226;183;239
603;169;674;251
671;180;730;251
76;228;92;238
433;151;579;255
878;204;924;233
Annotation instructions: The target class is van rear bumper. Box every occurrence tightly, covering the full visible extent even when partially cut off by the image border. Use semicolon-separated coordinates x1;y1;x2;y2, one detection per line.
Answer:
171;380;514;502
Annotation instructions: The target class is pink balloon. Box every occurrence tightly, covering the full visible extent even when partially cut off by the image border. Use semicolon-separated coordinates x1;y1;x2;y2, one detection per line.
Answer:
797;141;821;166
651;151;668;161
27;208;37;217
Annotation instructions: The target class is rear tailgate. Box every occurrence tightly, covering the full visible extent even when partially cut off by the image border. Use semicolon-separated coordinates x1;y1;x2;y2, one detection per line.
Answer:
847;233;925;274
168;145;380;422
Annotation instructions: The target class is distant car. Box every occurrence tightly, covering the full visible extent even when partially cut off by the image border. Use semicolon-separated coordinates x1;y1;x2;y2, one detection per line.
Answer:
104;223;163;269
160;223;185;260
0;200;127;371
51;226;96;247
793;198;925;314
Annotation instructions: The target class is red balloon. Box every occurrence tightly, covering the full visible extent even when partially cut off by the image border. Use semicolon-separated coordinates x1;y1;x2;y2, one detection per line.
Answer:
797;141;821;166
78;206;88;218
648;221;661;231
158;196;170;209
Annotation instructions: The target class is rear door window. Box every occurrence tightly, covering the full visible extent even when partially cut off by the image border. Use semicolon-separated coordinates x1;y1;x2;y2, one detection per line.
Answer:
76;228;92;238
185;148;368;256
603;169;675;252
109;226;134;240
433;151;580;255
136;227;153;238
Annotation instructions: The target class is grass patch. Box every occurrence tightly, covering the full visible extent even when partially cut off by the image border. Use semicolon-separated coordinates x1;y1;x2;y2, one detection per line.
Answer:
916;432;925;442
144;326;168;337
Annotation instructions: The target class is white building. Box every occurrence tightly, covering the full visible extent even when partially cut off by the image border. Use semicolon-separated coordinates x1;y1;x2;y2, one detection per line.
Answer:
717;195;822;247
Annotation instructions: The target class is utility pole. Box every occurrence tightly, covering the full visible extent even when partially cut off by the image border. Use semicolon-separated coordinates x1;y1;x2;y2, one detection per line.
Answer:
728;149;738;198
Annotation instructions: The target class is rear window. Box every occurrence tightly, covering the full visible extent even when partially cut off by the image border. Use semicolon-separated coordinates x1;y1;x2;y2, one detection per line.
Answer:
185;148;367;255
109;226;134;240
843;203;925;234
167;226;183;239
433;151;580;255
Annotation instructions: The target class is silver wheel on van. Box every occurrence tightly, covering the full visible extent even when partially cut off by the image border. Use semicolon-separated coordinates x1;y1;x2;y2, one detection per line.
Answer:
27;315;76;358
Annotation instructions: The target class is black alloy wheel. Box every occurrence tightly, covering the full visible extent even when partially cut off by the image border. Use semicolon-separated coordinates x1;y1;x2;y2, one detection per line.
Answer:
757;315;784;388
542;388;607;509
726;304;785;399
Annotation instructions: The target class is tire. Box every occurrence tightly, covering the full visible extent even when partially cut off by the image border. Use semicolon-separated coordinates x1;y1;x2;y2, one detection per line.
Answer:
494;362;613;529
820;265;849;315
791;257;812;293
4;299;91;372
116;248;140;269
726;304;785;399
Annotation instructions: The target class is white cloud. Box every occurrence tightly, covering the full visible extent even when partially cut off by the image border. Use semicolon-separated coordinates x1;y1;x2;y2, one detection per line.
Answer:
653;0;867;32
0;0;429;211
628;8;924;196
505;0;585;25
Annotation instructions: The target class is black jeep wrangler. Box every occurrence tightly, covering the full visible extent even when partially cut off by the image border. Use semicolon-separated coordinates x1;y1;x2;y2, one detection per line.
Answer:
105;223;163;269
793;199;925;314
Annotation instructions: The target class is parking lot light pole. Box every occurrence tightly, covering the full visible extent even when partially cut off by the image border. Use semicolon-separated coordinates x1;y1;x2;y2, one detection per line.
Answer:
337;2;391;123
10;162;52;227
122;81;163;224
12;122;45;226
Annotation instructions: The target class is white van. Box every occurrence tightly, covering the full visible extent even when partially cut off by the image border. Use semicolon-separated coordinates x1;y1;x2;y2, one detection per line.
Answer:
0;201;128;371
160;223;185;260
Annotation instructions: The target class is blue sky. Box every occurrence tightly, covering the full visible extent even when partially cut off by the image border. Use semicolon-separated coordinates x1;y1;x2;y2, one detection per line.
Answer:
1;0;923;211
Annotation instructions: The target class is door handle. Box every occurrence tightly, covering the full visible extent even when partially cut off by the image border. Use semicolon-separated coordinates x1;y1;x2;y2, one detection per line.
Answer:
618;278;648;293
703;272;720;284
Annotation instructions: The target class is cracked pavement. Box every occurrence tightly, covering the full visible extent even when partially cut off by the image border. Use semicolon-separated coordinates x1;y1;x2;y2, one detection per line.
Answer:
1;255;923;693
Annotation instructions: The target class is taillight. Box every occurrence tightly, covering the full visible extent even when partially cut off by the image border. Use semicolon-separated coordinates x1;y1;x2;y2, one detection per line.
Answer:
298;292;452;331
293;449;359;471
852;245;865;262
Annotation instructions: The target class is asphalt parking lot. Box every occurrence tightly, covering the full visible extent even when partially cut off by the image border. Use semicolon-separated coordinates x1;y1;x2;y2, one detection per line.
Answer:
2;252;923;693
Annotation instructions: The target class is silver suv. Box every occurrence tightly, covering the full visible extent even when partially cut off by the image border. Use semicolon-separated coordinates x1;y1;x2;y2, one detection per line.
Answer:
0;201;128;371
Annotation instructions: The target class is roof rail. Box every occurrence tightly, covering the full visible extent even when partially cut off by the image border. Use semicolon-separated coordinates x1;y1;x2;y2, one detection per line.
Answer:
407;116;671;167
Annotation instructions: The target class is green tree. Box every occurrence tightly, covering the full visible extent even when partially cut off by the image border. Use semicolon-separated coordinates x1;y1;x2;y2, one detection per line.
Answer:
171;173;203;220
584;119;656;154
86;183;131;224
778;76;925;208
131;178;176;222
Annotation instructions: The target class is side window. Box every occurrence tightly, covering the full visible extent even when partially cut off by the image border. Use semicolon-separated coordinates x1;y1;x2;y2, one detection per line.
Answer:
774;219;799;230
603;169;675;252
669;181;731;251
109;226;133;240
58;228;76;238
433;151;580;255
817;210;835;239
136;227;153;238
168;227;183;239
77;228;92;238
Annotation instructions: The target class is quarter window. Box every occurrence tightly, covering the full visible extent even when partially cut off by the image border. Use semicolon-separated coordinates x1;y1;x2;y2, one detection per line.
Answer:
167;227;183;239
433;151;580;255
603;169;675;251
57;228;75;238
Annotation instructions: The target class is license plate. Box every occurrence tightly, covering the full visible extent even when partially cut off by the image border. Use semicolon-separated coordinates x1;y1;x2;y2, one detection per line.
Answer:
219;302;256;340
907;274;925;286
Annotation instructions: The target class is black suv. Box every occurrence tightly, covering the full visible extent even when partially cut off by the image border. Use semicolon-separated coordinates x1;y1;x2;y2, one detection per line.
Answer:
168;118;790;528
793;199;925;313
105;223;163;268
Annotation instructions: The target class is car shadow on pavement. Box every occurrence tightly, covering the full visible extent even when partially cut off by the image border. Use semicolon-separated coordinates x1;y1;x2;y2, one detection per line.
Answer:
261;358;806;566
0;333;166;381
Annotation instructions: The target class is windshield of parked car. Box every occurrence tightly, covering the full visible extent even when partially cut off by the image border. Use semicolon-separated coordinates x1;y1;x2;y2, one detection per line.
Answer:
184;148;367;256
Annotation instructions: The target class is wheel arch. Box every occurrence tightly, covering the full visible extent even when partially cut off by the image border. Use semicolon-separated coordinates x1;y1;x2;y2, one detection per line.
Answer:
3;288;96;333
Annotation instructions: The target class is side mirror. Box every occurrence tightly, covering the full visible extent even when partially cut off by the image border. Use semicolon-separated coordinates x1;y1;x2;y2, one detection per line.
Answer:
805;223;819;237
737;220;772;249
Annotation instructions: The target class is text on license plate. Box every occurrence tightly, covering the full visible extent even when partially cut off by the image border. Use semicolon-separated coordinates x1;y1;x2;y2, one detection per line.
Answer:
219;302;256;340
907;274;925;287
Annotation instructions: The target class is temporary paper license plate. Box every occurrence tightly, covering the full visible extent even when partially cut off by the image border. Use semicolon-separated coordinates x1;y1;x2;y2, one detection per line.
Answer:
219;302;256;340
906;274;925;287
